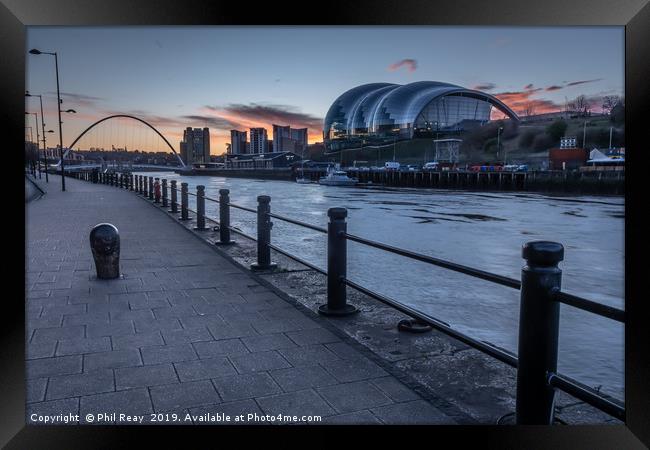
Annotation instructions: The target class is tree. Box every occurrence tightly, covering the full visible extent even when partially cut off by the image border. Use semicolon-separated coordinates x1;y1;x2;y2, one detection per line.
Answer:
610;101;625;125
546;119;568;142
601;95;620;115
522;102;536;117
569;95;591;117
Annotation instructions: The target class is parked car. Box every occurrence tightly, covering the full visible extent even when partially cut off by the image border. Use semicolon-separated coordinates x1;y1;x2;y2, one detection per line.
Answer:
423;161;439;171
384;161;400;171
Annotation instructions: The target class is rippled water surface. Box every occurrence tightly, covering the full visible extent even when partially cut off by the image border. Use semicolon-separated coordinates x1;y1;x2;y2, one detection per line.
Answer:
139;172;625;399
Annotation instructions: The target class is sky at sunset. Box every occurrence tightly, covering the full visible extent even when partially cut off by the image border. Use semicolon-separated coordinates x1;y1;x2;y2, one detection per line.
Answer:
25;26;624;155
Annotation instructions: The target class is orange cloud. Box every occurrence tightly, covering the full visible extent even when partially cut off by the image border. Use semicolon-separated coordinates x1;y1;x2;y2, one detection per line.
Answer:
493;84;563;116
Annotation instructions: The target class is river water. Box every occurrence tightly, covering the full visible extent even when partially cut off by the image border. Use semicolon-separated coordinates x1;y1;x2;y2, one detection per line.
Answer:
138;172;625;400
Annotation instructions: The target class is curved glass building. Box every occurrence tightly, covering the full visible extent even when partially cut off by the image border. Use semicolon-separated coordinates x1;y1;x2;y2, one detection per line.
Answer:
323;81;518;152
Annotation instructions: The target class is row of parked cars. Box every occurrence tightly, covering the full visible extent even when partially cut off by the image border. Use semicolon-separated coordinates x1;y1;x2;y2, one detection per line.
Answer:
344;162;529;172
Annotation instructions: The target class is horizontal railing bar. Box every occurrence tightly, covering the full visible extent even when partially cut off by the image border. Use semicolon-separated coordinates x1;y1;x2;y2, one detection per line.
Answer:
344;232;521;290
548;373;625;421
203;195;221;204
342;277;519;368
268;243;326;274
553;290;625;323
228;202;257;214
267;212;328;234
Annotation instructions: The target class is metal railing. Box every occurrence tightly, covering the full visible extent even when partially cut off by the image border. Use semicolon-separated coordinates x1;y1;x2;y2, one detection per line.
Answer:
75;171;626;424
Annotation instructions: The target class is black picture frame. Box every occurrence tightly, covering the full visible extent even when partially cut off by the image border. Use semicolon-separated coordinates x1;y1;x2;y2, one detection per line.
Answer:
2;0;648;447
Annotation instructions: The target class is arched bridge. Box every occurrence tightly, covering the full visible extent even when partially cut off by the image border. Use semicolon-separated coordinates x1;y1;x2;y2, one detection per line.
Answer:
55;114;186;168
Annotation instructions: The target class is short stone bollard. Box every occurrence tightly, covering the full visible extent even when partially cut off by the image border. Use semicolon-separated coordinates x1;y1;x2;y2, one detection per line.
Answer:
89;223;120;279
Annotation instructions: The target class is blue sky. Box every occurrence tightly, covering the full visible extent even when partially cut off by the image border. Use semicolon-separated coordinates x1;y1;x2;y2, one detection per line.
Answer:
26;26;624;153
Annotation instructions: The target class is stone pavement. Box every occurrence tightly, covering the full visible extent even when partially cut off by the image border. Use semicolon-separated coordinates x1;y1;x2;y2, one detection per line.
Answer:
25;175;456;425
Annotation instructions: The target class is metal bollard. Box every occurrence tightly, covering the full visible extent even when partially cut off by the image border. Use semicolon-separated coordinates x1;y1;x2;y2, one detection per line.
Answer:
515;241;563;425
148;176;154;200
130;174;134;191
161;179;168;207
139;175;144;195
89;223;121;279
318;208;358;316
180;182;189;220
154;178;161;203
215;189;235;245
250;195;277;271
119;174;124;189
194;185;207;230
143;176;148;197
169;180;178;213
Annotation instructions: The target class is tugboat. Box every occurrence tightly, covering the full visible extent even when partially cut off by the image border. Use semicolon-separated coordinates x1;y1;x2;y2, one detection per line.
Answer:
318;166;358;186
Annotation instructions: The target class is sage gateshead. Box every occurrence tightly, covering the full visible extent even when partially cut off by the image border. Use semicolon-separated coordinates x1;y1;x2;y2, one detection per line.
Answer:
323;81;519;152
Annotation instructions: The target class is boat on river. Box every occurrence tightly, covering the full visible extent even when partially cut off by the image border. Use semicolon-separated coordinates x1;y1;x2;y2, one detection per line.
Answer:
318;169;358;186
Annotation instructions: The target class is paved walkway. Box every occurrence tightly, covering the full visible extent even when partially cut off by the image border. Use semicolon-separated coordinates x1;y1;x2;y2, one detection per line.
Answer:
25;175;455;425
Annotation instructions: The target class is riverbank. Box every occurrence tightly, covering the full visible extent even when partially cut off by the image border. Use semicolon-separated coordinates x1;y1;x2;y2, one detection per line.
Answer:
179;167;624;195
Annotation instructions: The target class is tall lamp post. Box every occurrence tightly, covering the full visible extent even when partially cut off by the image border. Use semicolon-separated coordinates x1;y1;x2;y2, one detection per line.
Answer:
496;126;504;162
26;112;42;178
26;91;49;182
29;48;69;191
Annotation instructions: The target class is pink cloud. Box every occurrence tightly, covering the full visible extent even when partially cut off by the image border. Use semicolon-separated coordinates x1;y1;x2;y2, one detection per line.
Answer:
387;59;417;73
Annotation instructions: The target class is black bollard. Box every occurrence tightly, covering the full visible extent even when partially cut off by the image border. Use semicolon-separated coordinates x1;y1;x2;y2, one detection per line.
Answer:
169;180;178;213
154;178;161;204
180;182;189;220
161;179;168;207
515;241;563;425
318;208;358;316
129;174;134;191
250;195;277;271
215;189;235;245
143;176;148;197
194;185;207;230
89;223;121;279
148;176;154;200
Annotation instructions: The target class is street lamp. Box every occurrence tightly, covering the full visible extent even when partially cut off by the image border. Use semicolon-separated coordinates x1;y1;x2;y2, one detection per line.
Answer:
26;91;49;182
497;126;504;162
29;48;68;191
25;112;42;178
